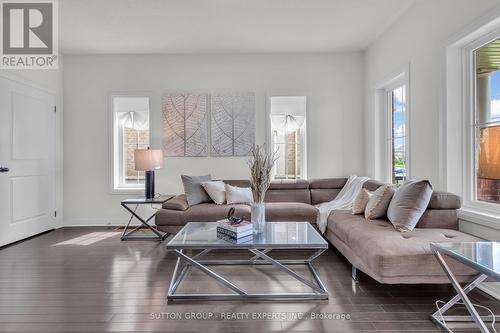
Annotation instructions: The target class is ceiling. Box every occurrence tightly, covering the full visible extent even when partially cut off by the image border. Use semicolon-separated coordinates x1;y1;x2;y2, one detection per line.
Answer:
59;0;415;54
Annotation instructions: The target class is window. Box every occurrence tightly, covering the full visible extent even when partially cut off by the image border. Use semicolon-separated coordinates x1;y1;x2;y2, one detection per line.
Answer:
270;96;307;179
474;41;500;205
374;69;410;184
444;16;500;220
387;85;408;185
111;96;150;192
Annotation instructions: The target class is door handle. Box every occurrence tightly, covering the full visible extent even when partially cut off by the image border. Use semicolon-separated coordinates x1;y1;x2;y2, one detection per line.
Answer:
0;167;9;173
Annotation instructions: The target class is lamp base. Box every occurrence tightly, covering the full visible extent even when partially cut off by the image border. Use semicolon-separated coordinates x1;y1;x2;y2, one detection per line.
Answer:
145;170;155;199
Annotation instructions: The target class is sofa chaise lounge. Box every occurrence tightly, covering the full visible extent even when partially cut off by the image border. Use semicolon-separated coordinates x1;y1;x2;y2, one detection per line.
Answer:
156;178;480;283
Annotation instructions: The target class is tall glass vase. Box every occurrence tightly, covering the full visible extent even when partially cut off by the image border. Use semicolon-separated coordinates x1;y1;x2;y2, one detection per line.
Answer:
251;203;266;234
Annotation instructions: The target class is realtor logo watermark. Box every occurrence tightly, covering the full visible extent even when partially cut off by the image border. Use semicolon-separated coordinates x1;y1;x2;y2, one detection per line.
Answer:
1;0;58;69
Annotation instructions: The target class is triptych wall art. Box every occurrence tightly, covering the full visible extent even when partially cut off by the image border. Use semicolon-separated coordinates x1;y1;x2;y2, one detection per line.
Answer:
162;92;255;157
211;92;255;157
162;93;209;157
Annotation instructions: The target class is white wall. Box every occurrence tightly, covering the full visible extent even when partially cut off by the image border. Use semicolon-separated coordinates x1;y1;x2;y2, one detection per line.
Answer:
0;62;64;229
364;0;500;242
364;0;499;188
63;53;364;226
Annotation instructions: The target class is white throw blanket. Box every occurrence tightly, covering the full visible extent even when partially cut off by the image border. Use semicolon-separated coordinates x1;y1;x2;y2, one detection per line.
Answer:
316;175;369;234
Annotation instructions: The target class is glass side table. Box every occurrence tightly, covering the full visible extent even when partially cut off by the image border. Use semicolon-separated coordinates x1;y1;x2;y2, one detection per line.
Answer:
431;241;500;333
120;195;174;241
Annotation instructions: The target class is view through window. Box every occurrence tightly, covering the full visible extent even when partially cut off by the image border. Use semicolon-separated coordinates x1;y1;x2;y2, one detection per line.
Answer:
112;96;150;191
474;40;500;204
388;85;407;184
270;96;307;179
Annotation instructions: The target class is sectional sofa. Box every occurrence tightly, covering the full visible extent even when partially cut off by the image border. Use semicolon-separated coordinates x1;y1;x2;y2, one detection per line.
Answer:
156;178;479;283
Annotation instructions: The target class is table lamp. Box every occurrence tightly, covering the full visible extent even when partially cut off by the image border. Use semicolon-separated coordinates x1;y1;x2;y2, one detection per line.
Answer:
134;148;164;199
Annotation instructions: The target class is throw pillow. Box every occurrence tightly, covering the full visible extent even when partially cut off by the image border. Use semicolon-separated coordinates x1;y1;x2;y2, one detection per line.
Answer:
225;184;254;205
365;185;395;220
181;174;212;206
387;180;433;232
201;181;226;205
351;189;371;215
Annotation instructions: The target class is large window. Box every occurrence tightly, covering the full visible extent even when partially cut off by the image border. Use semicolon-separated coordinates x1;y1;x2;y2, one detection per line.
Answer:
387;85;408;185
111;96;150;192
474;41;500;205
270;96;307;179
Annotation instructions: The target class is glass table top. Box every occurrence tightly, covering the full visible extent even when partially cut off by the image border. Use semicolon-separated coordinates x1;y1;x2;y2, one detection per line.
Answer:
121;195;174;204
432;241;500;279
166;222;328;250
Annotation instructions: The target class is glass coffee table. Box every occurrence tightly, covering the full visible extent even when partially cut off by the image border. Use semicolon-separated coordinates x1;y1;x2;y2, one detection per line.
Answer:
431;241;500;333
166;221;329;301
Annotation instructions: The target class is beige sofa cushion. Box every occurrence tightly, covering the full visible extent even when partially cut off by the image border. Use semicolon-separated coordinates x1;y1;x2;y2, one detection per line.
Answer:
416;209;458;229
269;179;309;189
363;179;385;192
224;179;311;204
309;178;346;205
266;179;311;204
310;188;341;205
162;194;189;211
265;202;318;223
365;185;395;219
225;184;254;204
428;191;462;209
186;203;251;222
351;189;371;214
326;210;480;282
309;178;347;189
201;181;226;204
155;208;186;226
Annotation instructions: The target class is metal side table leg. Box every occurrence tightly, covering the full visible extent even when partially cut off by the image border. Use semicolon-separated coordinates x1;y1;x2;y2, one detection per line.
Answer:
433;249;491;333
121;202;167;241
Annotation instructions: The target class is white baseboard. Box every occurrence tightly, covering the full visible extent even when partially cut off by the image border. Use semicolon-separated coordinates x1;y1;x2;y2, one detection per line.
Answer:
63;218;138;227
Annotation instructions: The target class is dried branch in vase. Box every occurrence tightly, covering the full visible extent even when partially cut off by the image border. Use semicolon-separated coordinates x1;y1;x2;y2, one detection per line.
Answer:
248;145;277;203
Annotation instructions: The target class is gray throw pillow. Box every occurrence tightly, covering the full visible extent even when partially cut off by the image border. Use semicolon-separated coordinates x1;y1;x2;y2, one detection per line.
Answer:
181;174;212;206
387;180;433;232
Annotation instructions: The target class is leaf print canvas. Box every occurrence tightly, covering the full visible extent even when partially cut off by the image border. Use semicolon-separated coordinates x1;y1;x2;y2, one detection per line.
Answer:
211;92;255;156
162;93;208;157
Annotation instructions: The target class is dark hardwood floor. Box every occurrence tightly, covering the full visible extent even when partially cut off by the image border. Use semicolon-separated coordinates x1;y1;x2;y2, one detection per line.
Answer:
0;227;496;332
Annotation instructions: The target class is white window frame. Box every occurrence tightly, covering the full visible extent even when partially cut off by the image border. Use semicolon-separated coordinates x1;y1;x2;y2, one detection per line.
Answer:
266;94;308;180
444;8;500;225
463;34;500;215
374;66;411;184
108;92;151;194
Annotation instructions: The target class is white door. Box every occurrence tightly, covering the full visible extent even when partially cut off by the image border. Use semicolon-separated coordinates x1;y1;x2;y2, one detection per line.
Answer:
0;76;56;247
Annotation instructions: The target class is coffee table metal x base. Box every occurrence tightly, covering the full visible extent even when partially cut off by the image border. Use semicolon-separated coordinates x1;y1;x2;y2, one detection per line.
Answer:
167;248;329;301
430;250;500;333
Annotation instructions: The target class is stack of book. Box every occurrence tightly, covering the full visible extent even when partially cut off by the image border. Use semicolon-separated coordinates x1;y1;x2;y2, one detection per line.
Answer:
216;220;254;244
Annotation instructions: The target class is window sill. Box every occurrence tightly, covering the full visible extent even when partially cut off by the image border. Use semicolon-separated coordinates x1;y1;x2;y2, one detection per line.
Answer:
459;208;500;230
109;188;144;195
